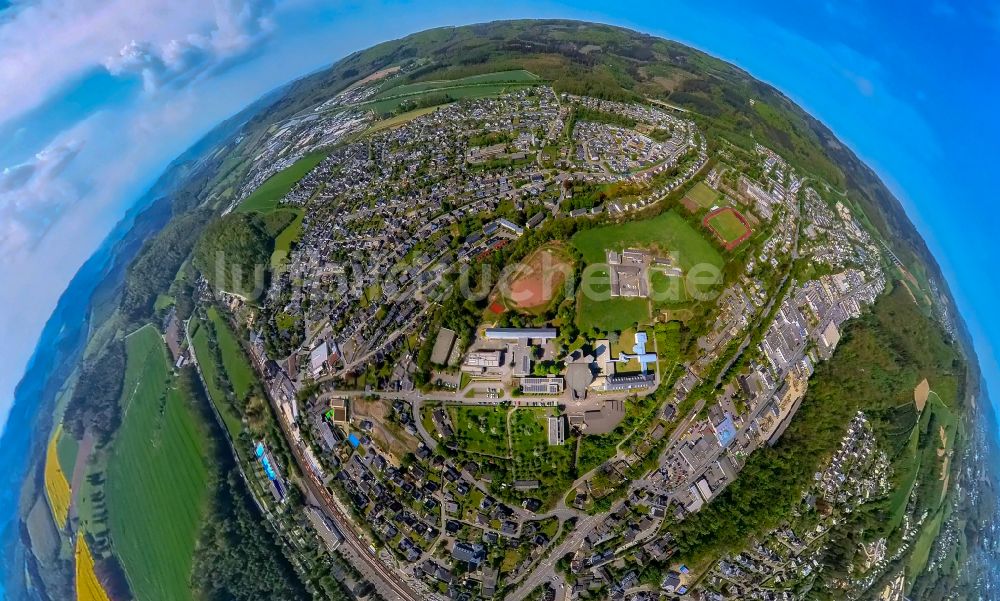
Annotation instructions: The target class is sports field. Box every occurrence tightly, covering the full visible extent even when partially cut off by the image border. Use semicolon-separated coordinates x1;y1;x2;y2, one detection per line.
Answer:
703;207;752;250
75;536;111;601
572;211;723;271
496;243;574;313
238;149;328;213
683;181;721;210
44;424;71;528
105;325;210;601
571;211;722;332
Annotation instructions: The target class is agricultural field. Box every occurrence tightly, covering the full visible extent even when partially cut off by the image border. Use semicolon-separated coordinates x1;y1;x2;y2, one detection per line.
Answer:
206;306;259;400
374;69;539;98
887;423;921;530
43;425;71;528
104;325;211;601
56;419;80;476
269;209;304;271
237;149;328;213
494;243;574;314
704;207;752;250
683;181;722;210
75;537;111;601
190;320;244;438
909;506;947;584
368;83;540;116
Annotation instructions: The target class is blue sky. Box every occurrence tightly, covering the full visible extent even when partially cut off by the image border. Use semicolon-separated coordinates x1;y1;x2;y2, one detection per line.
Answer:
0;0;998;433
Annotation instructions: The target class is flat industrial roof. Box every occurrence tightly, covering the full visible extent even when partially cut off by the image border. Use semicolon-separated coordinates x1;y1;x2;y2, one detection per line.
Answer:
484;327;557;339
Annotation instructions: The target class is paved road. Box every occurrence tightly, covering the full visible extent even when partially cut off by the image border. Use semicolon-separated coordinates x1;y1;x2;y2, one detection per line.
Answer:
508;513;605;601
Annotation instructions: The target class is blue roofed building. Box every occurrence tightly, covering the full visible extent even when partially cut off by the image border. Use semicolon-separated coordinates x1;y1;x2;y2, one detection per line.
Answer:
714;413;737;448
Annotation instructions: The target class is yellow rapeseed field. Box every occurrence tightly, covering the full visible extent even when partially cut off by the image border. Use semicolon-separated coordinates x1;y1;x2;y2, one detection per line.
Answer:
76;536;111;601
43;425;71;528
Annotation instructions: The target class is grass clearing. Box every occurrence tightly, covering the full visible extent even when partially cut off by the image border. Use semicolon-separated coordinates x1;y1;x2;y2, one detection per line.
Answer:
576;283;650;333
154;293;175;312
105;325;210;601
447;406;576;508
649;270;691;307
238;150;328;213
44;424;71;528
449;405;509;456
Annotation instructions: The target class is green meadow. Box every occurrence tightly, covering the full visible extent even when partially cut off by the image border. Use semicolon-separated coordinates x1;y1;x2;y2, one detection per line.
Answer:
238;150;328;213
104;325;211;601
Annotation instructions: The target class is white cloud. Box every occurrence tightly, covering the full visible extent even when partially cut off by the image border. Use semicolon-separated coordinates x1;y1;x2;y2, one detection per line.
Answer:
0;139;83;260
0;0;283;262
0;0;218;125
103;0;277;92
